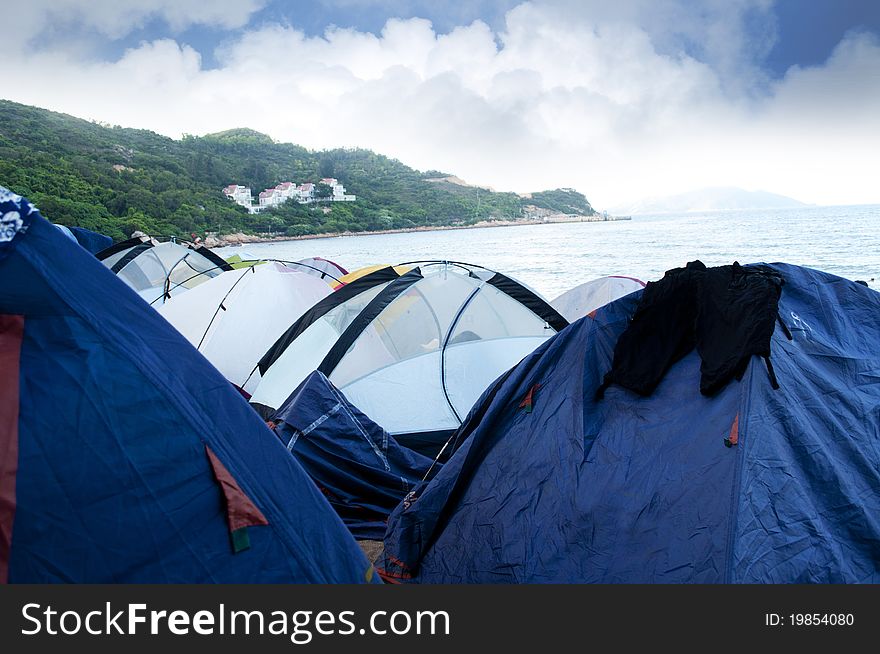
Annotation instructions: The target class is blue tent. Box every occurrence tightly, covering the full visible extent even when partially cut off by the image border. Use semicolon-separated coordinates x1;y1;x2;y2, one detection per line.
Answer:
0;187;376;583
54;224;113;254
70;225;113;254
272;371;437;540
380;263;880;583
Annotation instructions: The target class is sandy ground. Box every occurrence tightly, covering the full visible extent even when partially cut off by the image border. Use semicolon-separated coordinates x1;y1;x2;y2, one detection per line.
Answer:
358;540;384;565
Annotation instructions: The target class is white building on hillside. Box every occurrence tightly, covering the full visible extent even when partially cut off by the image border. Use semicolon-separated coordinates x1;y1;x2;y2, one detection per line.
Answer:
298;182;315;203
275;182;299;201
259;189;285;208
223;178;355;213
320;178;356;201
223;184;262;213
223;184;253;205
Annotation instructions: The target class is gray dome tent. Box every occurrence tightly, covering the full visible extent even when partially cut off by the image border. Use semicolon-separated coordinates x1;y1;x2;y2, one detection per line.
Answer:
96;236;232;305
249;261;568;456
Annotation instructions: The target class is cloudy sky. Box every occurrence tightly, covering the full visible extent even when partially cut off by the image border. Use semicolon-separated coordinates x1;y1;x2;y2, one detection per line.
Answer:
3;0;879;208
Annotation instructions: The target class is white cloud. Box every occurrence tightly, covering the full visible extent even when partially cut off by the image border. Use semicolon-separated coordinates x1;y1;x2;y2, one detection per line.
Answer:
1;1;878;207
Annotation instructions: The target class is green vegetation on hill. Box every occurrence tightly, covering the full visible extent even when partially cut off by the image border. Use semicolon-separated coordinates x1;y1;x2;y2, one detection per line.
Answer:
0;100;595;241
526;188;596;215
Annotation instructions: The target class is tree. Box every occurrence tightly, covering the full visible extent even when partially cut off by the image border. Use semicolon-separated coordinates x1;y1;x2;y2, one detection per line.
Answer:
315;182;333;200
319;155;336;179
0;99;597;242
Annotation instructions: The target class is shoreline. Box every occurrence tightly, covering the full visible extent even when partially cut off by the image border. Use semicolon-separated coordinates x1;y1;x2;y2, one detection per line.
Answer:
205;214;631;248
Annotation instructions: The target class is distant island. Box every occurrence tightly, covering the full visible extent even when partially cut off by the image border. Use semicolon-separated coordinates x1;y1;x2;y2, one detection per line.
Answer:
0;100;600;242
611;186;807;215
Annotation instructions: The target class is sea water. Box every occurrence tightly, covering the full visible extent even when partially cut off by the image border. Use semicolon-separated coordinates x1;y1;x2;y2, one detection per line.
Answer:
213;204;880;299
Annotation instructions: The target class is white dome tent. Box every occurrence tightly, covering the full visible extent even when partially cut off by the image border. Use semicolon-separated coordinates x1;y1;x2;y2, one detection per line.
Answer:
248;261;569;456
295;256;348;281
157;261;333;391
96;236;233;305
551;275;645;322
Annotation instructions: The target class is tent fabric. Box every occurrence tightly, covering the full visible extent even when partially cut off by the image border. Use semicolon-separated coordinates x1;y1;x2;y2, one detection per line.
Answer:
53;224;77;244
0;315;22;585
224;253;262;269
116;242;231;305
111;243;153;272
251;262;568;455
483;273;568;332
68;226;113;254
317;270;425;377
0;187;376;583
204;446;270;549
223;255;347;280
332;264;412;289
249;266;409;418
272;371;436;539
258;265;406;376
380;263;880;583
97;238;232;305
296;257;348;281
192;245;234;273
157;262;331;392
222;256;346;280
95;234;155;263
551;275;645;322
0;187;35;256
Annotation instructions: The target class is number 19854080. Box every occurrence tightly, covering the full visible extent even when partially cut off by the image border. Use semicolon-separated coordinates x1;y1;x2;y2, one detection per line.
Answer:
789;614;853;626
